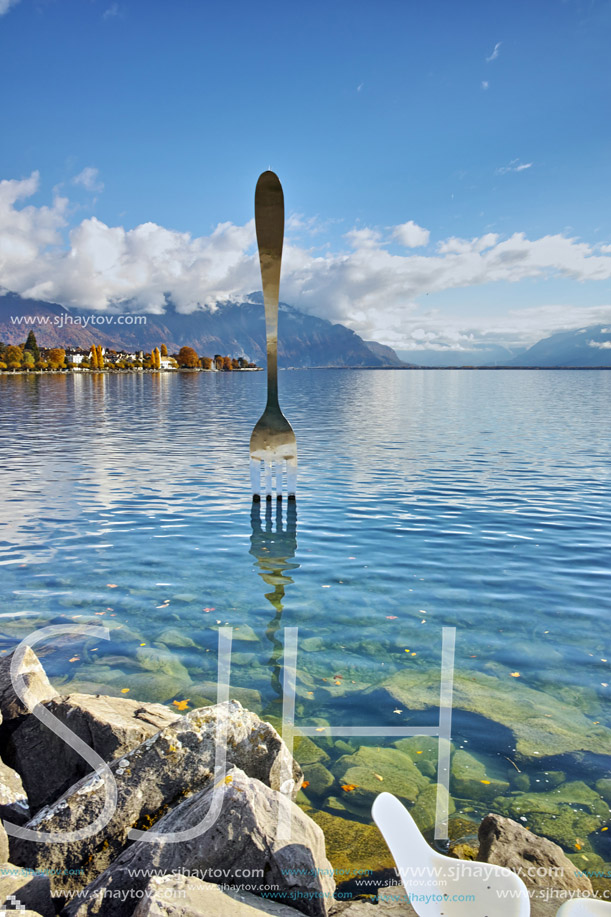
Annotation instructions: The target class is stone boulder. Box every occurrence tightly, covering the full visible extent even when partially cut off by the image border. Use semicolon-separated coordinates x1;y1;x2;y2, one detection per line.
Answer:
478;813;593;894
132;873;309;917
0;755;30;824
0;863;55;917
0;817;8;864
10;701;302;896
7;693;180;812
63;767;335;917
0;647;58;728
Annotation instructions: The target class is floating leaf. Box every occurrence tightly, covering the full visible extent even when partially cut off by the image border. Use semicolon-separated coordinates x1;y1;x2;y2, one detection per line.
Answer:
510;672;521;678
107;584;118;588
69;656;79;663
173;699;190;711
342;784;358;792
121;688;130;694
480;780;491;785
302;781;310;788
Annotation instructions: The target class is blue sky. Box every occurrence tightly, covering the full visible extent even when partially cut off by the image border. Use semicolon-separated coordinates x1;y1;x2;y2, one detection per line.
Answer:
1;0;610;355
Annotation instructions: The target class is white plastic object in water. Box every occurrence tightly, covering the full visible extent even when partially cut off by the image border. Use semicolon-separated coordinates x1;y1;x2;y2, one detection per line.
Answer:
556;902;611;915
372;792;530;916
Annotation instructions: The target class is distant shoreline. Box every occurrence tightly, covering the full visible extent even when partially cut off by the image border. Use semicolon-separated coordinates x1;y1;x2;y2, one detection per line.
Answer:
1;365;610;376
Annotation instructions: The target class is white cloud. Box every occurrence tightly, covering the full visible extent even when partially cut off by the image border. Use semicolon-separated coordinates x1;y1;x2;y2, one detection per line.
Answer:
486;41;502;62
392;221;430;248
588;339;611;349
357;82;364;92
2;171;611;350
72;167;104;193
0;0;20;15
496;159;533;175
103;3;120;19
482;80;489;90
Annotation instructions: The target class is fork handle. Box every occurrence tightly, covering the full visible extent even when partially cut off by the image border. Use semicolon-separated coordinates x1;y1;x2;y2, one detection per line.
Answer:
255;171;284;408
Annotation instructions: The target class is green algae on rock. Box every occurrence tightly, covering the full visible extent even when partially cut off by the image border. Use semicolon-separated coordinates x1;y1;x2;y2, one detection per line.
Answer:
491;780;610;848
300;803;395;876
368;668;611;757
333;745;429;813
451;749;510;800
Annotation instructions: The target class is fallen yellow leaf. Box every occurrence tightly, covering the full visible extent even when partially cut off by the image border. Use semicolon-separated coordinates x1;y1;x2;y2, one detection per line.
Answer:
480;780;491;785
121;688;130;693
173;699;190;711
342;784;358;792
510;672;521;677
374;774;384;782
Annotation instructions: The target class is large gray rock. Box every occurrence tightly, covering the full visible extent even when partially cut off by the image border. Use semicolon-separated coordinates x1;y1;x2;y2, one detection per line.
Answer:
0;647;58;727
10;701;302;896
0;818;8;864
132;873;310;917
0;755;30;825
0;863;55;916
63;768;335;917
478;813;593;894
7;693;180;812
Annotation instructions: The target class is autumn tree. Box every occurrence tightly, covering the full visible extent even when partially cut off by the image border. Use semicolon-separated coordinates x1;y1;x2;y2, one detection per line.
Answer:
97;346;104;369
90;345;98;369
177;346;200;368
152;347;162;369
47;348;66;370
24;330;40;363
201;357;212;370
160;344;168;357
5;345;23;367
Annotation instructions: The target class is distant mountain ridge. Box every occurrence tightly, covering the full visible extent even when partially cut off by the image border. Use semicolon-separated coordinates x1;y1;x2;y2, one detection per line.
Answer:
0;291;405;368
506;324;611;367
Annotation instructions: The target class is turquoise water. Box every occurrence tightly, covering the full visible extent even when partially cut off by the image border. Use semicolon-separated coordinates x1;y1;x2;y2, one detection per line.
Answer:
1;370;610;864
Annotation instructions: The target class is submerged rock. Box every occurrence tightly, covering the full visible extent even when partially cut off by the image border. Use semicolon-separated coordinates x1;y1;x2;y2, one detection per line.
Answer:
333;746;429;815
9;701;302;896
491;780;610;848
189;681;261;711
393;736;444;780
7;693;180;812
63;767;335;917
450;749;510;800
410;784;455;834
367;667;611;758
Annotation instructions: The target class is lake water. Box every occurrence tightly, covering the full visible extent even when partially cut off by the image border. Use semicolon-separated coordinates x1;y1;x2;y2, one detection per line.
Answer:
1;370;610;874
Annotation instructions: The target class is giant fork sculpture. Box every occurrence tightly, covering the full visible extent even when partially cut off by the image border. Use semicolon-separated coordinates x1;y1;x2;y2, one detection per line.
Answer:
249;171;298;502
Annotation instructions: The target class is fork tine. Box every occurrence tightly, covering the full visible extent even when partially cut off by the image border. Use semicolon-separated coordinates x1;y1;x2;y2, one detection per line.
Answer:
250;457;261;500
286;457;297;499
264;461;273;499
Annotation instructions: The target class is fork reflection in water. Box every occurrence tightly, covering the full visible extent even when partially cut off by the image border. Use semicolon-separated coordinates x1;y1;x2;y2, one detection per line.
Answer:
249;499;299;700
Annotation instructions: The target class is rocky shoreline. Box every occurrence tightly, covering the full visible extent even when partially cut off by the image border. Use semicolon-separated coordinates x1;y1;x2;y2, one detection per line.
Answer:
0;647;605;917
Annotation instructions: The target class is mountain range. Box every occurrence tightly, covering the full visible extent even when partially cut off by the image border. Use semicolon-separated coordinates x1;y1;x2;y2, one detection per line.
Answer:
1;291;611;367
0;292;405;368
